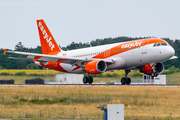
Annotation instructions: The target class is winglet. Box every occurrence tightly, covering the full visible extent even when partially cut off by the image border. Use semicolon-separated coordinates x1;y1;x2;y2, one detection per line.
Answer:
3;49;7;55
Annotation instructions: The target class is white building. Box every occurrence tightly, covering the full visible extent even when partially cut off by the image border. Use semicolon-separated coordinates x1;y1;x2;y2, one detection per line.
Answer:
55;74;84;84
143;74;166;85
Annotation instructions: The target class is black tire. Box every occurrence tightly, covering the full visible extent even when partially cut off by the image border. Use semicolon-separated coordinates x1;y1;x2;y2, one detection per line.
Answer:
121;77;125;85
155;72;158;77
152;72;158;77
83;77;88;84
88;76;93;84
127;78;131;85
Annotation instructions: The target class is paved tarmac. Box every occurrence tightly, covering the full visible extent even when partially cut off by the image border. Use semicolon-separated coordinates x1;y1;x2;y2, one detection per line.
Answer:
0;83;180;87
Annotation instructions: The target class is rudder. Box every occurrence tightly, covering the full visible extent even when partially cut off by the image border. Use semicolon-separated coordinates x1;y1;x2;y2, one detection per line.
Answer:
37;19;61;55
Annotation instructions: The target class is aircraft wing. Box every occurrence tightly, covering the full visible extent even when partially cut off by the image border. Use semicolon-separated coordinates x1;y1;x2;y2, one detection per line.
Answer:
4;50;114;65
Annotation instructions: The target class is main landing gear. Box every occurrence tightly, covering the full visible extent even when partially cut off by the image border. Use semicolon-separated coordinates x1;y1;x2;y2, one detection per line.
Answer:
121;70;131;85
83;74;93;84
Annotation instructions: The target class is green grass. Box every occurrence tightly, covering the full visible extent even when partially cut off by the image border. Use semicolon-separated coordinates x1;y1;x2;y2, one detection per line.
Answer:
0;76;54;84
94;72;180;84
0;86;180;119
1;71;180;84
17;97;110;104
166;72;180;84
0;75;142;84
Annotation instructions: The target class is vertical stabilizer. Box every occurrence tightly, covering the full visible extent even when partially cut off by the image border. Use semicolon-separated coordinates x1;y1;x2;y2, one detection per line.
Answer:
37;19;61;55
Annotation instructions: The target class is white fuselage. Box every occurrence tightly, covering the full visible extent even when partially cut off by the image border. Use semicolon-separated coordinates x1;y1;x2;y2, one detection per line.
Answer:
54;39;175;74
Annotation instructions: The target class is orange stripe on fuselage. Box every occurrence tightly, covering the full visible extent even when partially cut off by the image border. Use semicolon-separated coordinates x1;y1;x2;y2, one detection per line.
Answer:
92;38;167;59
40;59;68;73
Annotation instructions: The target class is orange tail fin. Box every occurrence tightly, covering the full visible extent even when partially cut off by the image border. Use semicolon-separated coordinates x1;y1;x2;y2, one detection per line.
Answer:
37;19;61;55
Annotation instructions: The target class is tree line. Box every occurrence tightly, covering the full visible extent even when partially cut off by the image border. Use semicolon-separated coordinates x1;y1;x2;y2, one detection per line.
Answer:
0;36;179;69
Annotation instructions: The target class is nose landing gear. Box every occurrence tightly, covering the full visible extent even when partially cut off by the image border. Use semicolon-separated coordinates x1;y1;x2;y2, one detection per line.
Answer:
152;72;158;77
121;70;131;85
151;63;159;77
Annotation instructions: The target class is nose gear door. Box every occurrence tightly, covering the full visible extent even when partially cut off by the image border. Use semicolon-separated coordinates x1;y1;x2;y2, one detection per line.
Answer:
142;40;149;54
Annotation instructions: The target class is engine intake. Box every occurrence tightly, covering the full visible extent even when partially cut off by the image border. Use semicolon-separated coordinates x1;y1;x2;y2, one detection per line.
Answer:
85;60;107;74
155;63;164;74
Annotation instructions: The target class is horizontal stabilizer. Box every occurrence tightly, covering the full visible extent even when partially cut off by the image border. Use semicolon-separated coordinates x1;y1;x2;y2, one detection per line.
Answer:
3;49;7;55
169;56;178;60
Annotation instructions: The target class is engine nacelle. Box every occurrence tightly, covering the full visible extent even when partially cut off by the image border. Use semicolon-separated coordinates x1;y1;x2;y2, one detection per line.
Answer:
142;64;153;76
85;60;107;74
140;63;164;76
154;62;164;74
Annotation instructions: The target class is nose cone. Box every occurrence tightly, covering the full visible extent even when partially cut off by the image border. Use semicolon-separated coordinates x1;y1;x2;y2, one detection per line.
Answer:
171;47;175;55
166;46;175;59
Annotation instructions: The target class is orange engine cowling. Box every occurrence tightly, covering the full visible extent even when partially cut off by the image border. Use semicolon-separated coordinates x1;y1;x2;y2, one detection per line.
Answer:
85;60;107;74
142;64;153;76
141;63;164;76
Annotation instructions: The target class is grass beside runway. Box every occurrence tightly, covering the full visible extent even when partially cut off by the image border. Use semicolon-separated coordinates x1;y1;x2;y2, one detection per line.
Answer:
0;76;55;84
0;86;180;119
0;69;143;84
0;69;180;84
95;72;180;84
166;72;180;84
0;69;59;76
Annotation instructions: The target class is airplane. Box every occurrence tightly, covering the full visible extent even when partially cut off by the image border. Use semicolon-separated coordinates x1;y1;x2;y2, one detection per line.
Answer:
3;19;178;85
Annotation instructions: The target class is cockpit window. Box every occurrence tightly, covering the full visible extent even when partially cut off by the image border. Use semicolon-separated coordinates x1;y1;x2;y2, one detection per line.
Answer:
161;43;168;46
153;43;157;47
153;42;170;47
157;43;161;46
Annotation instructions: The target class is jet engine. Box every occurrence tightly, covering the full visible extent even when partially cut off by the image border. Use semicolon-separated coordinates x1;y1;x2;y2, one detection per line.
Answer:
85;60;107;74
140;63;164;76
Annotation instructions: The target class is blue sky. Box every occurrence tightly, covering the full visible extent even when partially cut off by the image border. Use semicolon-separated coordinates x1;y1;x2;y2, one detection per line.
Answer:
0;0;180;50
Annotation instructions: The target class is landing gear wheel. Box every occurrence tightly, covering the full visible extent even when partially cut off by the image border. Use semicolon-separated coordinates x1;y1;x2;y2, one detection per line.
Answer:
83;76;93;84
120;70;132;85
83;77;89;84
127;78;131;85
152;72;158;77
121;77;125;85
155;72;158;77
88;76;93;84
121;77;131;85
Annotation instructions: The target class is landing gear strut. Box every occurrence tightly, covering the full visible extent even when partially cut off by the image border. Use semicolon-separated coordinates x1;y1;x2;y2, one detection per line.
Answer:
83;74;93;84
121;70;131;85
152;63;158;77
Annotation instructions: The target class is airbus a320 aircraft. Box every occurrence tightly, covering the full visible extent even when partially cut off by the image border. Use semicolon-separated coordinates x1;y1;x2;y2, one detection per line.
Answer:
3;19;177;85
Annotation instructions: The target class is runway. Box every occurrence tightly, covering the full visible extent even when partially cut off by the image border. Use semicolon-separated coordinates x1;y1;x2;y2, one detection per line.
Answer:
0;83;180;87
